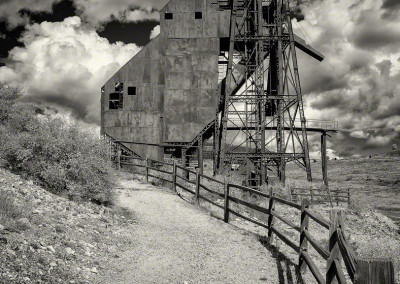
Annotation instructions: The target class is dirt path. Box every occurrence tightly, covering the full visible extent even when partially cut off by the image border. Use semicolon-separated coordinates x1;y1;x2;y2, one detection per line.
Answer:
95;179;284;284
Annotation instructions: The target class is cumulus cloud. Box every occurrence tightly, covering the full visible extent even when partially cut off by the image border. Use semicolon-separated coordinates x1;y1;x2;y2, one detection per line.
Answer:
295;0;400;155
0;0;61;28
149;25;160;40
0;16;140;123
0;0;167;29
74;0;165;26
124;9;159;23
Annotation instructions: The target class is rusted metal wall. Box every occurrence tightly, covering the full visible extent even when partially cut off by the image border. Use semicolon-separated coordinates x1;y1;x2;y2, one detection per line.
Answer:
161;0;229;143
101;37;164;160
101;0;231;158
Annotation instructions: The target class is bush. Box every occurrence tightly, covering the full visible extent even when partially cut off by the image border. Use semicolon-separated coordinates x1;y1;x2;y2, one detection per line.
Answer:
0;193;28;229
0;86;116;204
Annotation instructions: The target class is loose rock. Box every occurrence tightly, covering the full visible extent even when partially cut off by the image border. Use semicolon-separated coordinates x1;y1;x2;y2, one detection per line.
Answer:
16;218;31;231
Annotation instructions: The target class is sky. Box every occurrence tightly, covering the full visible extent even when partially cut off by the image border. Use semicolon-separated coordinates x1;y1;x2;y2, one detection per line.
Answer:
0;0;399;157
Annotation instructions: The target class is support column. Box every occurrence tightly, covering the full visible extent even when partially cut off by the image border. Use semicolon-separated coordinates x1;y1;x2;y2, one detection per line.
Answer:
198;138;204;175
321;131;328;188
182;148;189;179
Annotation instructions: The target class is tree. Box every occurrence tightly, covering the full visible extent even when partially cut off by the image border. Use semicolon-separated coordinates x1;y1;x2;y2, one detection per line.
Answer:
392;144;398;151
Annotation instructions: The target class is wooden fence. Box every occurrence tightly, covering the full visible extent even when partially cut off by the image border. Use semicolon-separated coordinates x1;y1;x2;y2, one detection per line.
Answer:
118;154;395;284
290;187;351;206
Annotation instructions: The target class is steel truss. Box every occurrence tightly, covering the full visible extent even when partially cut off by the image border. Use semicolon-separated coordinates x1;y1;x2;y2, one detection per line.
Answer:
215;0;312;186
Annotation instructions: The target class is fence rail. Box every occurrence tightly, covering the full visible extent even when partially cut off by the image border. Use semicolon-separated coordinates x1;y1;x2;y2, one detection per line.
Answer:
291;187;351;206
116;154;395;284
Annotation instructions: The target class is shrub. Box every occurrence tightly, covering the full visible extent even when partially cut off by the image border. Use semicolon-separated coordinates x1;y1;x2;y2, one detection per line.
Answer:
0;86;116;204
0;193;28;228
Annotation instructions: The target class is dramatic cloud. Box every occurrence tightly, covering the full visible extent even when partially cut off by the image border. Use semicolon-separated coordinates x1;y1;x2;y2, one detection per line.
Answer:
0;0;167;29
0;0;61;28
0;16;140;123
149;25;160;40
73;0;165;27
295;0;400;155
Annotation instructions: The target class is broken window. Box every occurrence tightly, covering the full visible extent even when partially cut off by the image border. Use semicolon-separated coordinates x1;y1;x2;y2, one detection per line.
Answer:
109;82;124;109
128;86;137;96
109;93;122;109
115;82;123;92
165;13;173;20
195;12;202;19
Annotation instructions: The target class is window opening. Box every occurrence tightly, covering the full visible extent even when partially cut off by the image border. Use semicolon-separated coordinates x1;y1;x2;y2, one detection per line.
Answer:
165;13;173;20
195;12;202;19
110;82;124;109
128;86;137;96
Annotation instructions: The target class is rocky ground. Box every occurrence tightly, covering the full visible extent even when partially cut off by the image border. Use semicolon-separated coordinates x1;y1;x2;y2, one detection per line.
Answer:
0;169;136;284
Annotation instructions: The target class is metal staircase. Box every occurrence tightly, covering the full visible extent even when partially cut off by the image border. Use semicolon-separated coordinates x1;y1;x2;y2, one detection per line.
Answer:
103;133;141;162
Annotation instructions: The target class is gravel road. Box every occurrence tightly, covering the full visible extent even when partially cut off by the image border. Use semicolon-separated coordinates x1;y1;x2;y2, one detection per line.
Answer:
96;179;282;284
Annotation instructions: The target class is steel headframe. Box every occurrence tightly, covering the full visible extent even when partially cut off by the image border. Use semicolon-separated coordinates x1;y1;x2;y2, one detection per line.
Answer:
214;0;312;187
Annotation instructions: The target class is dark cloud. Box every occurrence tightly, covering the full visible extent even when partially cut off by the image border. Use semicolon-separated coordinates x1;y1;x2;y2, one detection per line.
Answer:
351;9;400;50
382;0;400;9
19;0;76;24
310;91;348;110
353;26;400;50
381;0;400;18
98;20;158;46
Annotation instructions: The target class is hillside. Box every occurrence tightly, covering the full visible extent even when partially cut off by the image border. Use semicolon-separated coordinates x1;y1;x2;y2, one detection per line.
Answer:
286;152;400;226
0;169;136;283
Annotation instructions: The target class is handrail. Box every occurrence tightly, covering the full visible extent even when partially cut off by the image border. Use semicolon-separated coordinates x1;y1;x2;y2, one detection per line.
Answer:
229;183;270;199
229;196;270;215
304;230;330;260
199;174;225;185
301;251;325;284
271;211;300;233
176;164;197;175
272;196;302;210
305;208;330;230
199;184;225;198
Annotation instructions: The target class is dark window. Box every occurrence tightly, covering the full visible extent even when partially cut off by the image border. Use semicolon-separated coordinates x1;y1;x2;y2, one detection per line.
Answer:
165;13;173;20
109;92;123;110
195;12;202;19
115;82;123;92
128;86;137;96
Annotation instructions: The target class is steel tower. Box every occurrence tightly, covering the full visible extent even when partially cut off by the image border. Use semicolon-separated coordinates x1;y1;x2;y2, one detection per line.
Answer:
215;0;312;186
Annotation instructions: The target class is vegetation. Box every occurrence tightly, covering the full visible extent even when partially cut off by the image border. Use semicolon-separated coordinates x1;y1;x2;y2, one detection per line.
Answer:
0;86;116;204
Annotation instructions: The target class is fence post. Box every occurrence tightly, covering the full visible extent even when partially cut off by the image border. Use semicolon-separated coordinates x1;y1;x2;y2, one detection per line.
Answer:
172;160;177;193
299;199;310;272
336;188;339;206
195;168;200;205
224;180;230;223
355;259;395;284
267;187;275;243
347;189;350;206
310;187;314;204
145;157;149;182
117;147;121;171
327;209;341;284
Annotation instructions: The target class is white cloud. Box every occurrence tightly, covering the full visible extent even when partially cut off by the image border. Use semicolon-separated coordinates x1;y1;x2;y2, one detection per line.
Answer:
0;0;168;29
0;0;61;28
350;130;370;139
73;0;166;26
296;0;400;154
0;16;141;123
125;10;159;23
150;25;160;40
